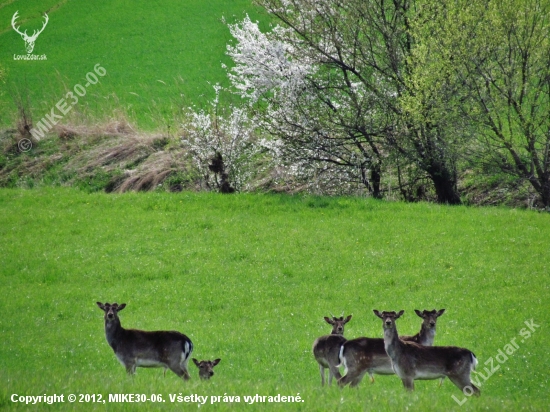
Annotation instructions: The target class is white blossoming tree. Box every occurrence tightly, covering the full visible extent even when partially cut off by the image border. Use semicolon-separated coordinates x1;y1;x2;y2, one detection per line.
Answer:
225;14;388;198
225;1;468;203
181;86;264;193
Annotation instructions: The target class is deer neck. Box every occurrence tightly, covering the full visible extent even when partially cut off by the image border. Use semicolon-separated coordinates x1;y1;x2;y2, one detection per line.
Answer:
104;317;124;349
417;324;436;346
383;324;404;359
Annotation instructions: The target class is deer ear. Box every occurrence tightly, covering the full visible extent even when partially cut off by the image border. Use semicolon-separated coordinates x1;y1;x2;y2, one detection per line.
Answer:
192;358;200;367
213;358;221;366
344;314;352;323
437;309;446;317
397;310;405;318
414;309;423;318
96;302;105;311
324;316;333;325
373;310;382;319
117;303;126;311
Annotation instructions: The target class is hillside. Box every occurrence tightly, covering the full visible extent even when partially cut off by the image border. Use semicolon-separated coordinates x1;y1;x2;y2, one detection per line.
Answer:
0;0;263;129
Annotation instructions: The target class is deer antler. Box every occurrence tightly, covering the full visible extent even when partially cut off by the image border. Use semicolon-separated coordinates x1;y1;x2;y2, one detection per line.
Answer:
31;13;49;39
11;11;49;40
11;11;26;37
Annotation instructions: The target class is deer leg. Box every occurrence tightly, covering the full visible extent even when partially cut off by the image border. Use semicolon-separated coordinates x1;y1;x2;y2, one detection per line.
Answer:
319;365;326;386
369;372;375;383
338;368;363;388
350;370;368;388
125;362;137;375
448;375;480;396
328;364;342;385
180;356;191;380
338;369;358;388
168;364;189;380
402;377;415;391
182;369;191;380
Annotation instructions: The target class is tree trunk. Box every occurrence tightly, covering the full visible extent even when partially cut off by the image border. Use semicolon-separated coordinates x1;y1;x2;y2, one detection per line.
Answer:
371;166;382;199
540;179;550;209
426;162;461;205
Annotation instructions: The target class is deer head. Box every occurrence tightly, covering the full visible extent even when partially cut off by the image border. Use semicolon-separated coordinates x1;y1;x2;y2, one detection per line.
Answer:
193;358;221;380
12;11;49;54
323;314;352;335
373;310;404;330
414;308;445;330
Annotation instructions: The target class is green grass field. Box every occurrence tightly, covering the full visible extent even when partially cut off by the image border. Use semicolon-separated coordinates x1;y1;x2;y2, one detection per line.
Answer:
0;188;548;410
0;0;265;129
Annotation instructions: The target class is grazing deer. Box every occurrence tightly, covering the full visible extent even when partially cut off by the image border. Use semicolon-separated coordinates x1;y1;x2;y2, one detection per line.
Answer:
312;315;352;386
11;11;49;54
193;358;221;380
338;309;445;387
96;302;193;380
373;310;480;395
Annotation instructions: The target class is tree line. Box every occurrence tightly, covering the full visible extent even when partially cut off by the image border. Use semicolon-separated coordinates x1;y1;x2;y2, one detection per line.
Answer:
215;0;550;208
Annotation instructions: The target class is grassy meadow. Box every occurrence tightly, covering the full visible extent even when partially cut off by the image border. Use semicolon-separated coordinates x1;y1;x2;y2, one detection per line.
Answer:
0;0;266;129
0;188;548;411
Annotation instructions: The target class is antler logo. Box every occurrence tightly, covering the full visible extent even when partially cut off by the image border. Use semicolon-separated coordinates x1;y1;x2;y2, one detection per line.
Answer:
12;11;49;54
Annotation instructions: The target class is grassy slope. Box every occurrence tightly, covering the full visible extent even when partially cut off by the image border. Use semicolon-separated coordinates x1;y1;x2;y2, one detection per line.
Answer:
0;0;263;129
0;188;548;411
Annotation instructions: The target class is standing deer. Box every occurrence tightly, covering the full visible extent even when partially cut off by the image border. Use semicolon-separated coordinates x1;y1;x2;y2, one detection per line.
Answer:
338;309;445;387
11;11;49;54
193;358;221;380
373;310;480;395
96;302;193;380
312;314;352;386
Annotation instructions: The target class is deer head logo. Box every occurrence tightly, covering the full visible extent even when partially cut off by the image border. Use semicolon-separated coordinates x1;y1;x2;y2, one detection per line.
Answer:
12;11;49;54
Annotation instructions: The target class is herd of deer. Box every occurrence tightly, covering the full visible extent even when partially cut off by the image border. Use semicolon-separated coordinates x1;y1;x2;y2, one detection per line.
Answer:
96;302;479;396
313;310;480;395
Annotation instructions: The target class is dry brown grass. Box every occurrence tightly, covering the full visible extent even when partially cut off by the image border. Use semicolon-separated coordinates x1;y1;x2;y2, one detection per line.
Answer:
62;120;191;192
1;118;193;192
114;151;180;192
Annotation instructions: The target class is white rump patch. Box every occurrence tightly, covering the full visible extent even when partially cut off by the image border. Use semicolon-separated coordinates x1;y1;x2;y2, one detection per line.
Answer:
338;345;348;373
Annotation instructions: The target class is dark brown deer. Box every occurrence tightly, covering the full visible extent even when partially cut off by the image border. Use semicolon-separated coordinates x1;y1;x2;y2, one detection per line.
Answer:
96;302;193;380
374;310;480;394
312;315;352;386
193;358;221;380
338;309;445;387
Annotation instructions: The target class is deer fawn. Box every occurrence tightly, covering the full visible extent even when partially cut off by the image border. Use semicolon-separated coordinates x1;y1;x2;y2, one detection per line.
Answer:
338;309;445;387
96;302;193;380
374;310;480;395
193;358;221;380
312;315;352;386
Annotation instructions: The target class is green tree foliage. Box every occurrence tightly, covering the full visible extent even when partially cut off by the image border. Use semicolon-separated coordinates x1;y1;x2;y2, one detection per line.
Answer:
237;0;464;203
411;0;550;208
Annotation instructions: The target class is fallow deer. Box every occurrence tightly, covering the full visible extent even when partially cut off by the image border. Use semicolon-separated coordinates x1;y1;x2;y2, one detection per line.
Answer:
312;314;352;386
96;302;193;380
193;358;221;380
374;310;479;394
338;309;445;387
